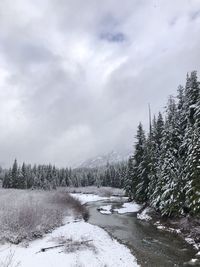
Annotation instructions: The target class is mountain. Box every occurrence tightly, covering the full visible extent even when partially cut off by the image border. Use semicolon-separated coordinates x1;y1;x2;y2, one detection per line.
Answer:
78;150;132;168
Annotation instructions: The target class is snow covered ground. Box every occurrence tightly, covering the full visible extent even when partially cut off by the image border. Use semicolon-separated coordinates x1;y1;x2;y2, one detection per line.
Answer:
0;194;139;267
0;218;138;267
99;205;112;214
70;193;109;204
114;202;142;214
137;208;152;221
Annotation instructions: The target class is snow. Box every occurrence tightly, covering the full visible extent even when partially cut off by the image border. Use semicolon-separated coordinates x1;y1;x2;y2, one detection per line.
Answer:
154;222;181;234
157;226;181;234
189;258;198;264
0;193;139;266
0;217;139;267
70;193;108;204
185;237;200;250
137;208;152;221
156;225;166;230
185;237;196;245
114;202;142;214
99;205;112;214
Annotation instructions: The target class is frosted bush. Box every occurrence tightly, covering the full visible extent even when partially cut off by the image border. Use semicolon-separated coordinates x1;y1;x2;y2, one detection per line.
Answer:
0;189;87;244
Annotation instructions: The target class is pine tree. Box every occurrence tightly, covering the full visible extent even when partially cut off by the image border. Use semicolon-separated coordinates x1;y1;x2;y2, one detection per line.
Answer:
2;169;12;188
133;123;149;203
11;159;19;188
185;124;200;214
158;97;183;216
184;83;200;214
148;113;164;206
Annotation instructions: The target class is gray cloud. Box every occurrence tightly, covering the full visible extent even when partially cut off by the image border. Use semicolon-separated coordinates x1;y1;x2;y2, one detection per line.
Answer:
0;0;200;167
100;32;126;43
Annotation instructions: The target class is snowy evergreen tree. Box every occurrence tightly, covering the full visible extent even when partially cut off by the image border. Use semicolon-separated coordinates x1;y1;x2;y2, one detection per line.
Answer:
185;124;200;214
11;159;18;187
148;113;164;206
116;71;200;216
133;123;149;203
158;97;183;215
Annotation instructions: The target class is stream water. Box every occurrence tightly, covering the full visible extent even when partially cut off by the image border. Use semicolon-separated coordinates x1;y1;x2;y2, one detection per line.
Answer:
87;199;198;267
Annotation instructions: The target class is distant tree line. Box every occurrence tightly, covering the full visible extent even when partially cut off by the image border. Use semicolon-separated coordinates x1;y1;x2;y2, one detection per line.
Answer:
2;160;127;190
124;71;200;216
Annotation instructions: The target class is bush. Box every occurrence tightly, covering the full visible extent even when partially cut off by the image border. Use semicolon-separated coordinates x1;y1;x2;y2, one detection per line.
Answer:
49;190;89;221
0;189;88;244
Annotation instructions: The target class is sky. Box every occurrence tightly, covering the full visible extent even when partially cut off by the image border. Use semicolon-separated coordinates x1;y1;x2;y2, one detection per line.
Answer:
0;0;200;167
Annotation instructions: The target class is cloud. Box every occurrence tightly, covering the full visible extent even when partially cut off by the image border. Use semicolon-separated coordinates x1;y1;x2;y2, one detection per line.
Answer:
100;32;126;43
0;0;200;167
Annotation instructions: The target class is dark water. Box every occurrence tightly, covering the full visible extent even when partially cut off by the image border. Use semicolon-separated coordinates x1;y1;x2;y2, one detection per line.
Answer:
87;199;199;267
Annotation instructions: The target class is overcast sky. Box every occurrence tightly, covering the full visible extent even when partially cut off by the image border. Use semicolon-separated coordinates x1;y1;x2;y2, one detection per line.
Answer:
0;0;200;167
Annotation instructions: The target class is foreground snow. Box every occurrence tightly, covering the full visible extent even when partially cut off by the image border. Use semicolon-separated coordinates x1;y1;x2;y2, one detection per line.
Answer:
0;217;139;267
114;202;142;214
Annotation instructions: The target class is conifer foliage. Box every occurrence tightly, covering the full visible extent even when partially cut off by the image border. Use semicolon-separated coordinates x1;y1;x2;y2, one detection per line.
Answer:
125;71;200;216
2;160;126;190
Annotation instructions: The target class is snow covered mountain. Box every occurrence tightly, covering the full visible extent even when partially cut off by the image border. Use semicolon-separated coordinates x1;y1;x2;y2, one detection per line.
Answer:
78;150;132;168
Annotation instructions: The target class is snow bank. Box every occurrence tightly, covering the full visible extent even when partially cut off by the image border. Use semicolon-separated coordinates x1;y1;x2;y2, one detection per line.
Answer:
154;221;181;235
196;251;200;256
188;258;199;264
99;205;112;214
185;237;200;250
0;218;139;267
137;208;152;221
114;202;142;214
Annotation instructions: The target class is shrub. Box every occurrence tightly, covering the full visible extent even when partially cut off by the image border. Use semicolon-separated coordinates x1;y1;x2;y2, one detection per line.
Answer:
0;189;88;244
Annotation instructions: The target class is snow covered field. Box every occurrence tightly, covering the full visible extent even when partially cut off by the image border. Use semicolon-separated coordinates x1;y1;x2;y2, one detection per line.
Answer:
0;193;139;267
66;186;124;197
70;193;109;204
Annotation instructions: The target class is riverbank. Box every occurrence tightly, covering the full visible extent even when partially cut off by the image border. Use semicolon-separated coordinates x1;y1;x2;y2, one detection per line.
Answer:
0;217;138;267
0;192;139;267
71;189;200;254
87;197;198;266
137;206;200;252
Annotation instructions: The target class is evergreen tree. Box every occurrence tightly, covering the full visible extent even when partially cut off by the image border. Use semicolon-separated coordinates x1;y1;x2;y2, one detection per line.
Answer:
133;123;149;203
2;169;12;188
158;97;182;215
148;113;164;206
12;159;19;188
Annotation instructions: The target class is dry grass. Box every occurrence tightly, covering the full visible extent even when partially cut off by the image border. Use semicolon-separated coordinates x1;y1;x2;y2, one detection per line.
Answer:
65;186;124;197
51;235;96;254
49;190;89;221
0;189;88;244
